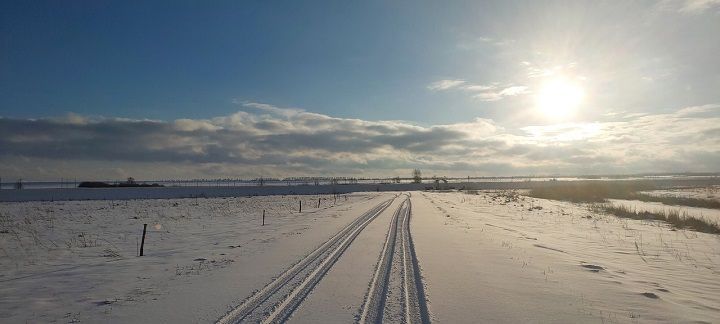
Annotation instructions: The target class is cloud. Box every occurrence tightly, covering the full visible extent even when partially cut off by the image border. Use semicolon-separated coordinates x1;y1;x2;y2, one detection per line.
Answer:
472;92;503;102
0;102;719;179
675;104;720;116
678;0;720;13
472;85;529;102
656;0;720;13
456;35;516;50
429;79;529;102
427;79;466;91
498;86;529;96
463;84;496;91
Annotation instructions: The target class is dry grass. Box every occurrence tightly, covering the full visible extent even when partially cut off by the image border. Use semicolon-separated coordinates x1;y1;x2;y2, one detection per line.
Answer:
592;204;720;234
528;181;655;203
528;181;720;209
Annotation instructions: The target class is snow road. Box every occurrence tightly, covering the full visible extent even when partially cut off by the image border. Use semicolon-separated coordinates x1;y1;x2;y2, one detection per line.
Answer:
217;193;431;324
359;194;430;324
217;198;395;323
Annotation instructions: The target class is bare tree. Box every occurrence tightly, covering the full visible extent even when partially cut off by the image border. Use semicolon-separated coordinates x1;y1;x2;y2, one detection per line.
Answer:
412;169;422;183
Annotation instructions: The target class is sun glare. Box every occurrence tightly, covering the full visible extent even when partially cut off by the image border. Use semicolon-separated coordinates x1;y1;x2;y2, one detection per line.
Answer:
535;78;585;119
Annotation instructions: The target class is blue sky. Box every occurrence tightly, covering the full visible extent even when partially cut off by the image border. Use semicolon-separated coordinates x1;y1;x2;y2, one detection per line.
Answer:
1;1;719;179
2;1;480;122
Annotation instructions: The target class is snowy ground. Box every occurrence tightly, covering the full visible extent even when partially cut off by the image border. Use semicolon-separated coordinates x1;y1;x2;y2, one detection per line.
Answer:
2;189;719;323
0;193;388;323
608;198;720;224
641;186;720;202
413;191;720;323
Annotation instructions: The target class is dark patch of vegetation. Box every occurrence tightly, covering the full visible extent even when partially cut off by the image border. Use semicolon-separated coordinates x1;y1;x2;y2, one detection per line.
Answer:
528;181;656;203
592;204;720;234
528;181;720;209
78;181;164;188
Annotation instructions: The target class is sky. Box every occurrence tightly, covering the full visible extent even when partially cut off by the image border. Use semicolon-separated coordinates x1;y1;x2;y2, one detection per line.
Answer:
1;0;719;180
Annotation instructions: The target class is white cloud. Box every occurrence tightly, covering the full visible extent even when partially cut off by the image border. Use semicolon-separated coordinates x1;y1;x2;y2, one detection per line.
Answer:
675;104;720;116
173;119;222;132
429;79;529;102
498;86;529;96
473;92;503;102
427;79;466;91
656;0;720;13
679;0;720;13
472;85;529;101
463;84;496;91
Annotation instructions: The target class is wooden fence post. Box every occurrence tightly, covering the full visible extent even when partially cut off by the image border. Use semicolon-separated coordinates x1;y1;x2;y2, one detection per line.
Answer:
139;224;148;256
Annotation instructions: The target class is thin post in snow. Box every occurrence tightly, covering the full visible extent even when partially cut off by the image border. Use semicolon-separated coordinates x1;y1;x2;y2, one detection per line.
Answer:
139;224;148;256
262;210;265;226
317;197;321;208
299;200;302;213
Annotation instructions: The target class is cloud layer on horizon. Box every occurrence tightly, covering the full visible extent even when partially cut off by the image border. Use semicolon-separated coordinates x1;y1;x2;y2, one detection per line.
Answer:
1;102;719;180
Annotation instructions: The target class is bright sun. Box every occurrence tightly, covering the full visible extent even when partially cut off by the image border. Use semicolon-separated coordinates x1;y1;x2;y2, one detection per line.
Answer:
535;78;585;119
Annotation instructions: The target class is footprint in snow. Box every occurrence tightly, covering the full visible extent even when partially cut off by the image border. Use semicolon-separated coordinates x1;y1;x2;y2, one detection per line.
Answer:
640;292;660;299
580;264;605;272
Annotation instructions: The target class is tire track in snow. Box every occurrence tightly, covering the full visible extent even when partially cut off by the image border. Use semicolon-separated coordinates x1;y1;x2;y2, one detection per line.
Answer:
358;196;403;323
359;194;430;324
217;197;394;324
400;198;431;324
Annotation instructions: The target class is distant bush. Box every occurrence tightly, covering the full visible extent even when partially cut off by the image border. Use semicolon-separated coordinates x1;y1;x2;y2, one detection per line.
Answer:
78;181;113;188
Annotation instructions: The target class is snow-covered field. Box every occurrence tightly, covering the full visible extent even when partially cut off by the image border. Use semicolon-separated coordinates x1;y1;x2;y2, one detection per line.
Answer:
608;198;720;224
2;189;719;323
641;186;720;202
414;191;720;323
0;193;389;323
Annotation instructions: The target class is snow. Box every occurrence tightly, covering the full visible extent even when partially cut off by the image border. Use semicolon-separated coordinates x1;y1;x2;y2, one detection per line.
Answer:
609;198;720;224
2;188;719;323
412;191;720;323
0;193;389;323
641;186;720;202
287;198;407;323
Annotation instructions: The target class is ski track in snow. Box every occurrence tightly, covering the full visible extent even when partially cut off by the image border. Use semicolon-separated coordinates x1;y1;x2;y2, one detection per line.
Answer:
217;197;395;324
359;194;430;324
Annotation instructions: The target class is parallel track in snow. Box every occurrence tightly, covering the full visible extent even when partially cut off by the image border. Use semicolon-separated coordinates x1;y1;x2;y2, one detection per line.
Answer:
359;194;430;324
217;197;394;324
